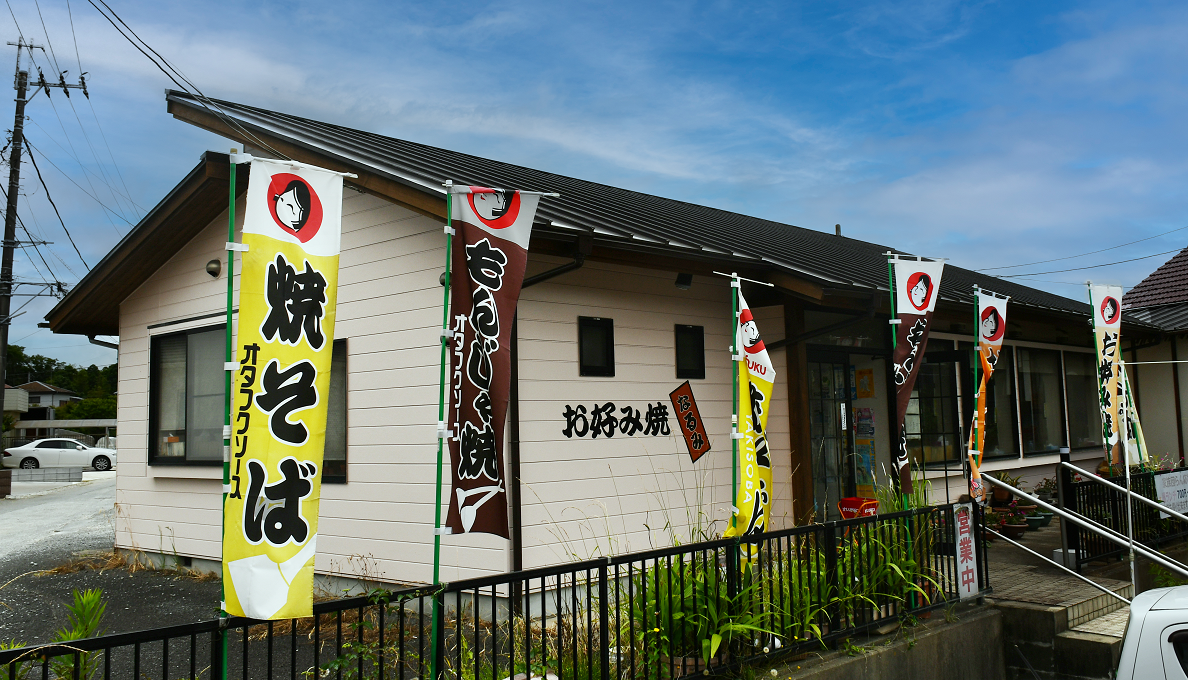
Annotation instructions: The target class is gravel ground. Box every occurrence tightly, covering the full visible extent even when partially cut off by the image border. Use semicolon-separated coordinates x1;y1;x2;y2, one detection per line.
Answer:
0;475;222;646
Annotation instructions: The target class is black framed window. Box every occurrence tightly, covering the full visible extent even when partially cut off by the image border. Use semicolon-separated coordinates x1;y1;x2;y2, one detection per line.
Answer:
323;339;348;483
905;359;960;465
578;317;615;377
150;327;350;473
1018;347;1067;455
675;325;705;379
150;325;225;464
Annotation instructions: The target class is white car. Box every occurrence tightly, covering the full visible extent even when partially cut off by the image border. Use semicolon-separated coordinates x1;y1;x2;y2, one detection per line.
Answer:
1;438;118;471
1116;585;1188;679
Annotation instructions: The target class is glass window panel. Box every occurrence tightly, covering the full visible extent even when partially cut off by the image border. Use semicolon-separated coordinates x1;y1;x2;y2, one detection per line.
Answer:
674;325;706;380
323;340;348;482
1017;347;1066;454
186;329;225;462
1064;351;1103;449
154;334;188;459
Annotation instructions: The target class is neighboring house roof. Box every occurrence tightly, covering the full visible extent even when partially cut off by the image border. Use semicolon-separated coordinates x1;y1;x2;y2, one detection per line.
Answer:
16;381;76;395
1124;246;1188;310
45;90;1153;335
1126;304;1188;332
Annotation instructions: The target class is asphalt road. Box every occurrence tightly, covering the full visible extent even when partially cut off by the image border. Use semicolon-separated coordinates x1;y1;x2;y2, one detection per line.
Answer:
0;475;222;646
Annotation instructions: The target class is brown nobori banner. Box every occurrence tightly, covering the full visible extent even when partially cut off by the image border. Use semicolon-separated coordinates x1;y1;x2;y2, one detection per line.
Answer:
669;381;711;463
446;187;541;538
889;256;945;495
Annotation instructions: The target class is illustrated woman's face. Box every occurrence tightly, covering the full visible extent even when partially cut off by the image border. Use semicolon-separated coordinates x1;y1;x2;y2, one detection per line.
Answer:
981;313;998;339
275;187;306;230
910;279;929;307
742;320;761;347
473;191;511;221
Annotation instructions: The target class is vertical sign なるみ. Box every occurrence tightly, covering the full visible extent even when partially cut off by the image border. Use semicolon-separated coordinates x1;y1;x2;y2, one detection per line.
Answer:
223;158;345;620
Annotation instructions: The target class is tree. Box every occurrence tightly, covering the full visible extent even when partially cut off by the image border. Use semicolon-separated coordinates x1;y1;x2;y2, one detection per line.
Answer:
55;397;116;421
5;344;116;397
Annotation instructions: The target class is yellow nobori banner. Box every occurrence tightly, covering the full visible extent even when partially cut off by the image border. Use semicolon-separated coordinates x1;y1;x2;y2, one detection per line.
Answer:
223;159;342;620
724;292;776;560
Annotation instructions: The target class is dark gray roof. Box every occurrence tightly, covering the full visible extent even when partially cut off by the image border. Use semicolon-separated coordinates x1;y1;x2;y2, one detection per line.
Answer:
1125;303;1188;332
168;91;1106;320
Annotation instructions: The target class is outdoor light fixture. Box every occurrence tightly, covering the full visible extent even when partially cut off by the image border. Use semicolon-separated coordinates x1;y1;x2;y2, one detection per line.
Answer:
675;272;693;290
206;259;221;278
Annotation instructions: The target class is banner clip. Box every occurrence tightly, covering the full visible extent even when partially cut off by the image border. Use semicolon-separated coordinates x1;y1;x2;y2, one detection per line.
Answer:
224;362;239;372
434;527;453;536
888;319;902;325
222;484;233;494
439;328;451;342
223;425;232;438
229;152;253;165
225;242;249;252
732;354;744;362
444;225;455;236
731;430;745;440
223;447;230;462
730;506;740;515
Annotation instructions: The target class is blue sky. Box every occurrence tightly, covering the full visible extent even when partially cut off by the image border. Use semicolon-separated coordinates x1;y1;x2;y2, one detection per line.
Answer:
5;0;1188;366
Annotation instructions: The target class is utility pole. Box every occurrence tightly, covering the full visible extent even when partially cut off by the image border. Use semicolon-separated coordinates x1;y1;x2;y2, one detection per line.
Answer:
0;39;34;406
0;38;83;410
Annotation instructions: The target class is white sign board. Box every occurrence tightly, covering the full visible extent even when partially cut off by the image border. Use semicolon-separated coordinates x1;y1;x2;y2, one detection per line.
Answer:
953;502;979;600
1155;471;1188;519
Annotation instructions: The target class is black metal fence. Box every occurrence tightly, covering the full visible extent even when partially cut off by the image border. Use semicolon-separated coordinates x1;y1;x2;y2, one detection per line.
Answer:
1064;467;1188;568
1;503;987;680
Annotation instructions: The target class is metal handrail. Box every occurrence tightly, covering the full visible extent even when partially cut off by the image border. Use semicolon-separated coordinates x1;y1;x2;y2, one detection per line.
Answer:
983;474;1188;578
1060;461;1188;525
985;527;1130;605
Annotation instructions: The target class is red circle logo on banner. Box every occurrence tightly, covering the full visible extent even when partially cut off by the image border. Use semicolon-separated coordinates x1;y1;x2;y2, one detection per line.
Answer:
980;306;1005;342
1100;296;1121;325
739;308;766;354
905;271;934;311
467;189;521;229
267;173;323;243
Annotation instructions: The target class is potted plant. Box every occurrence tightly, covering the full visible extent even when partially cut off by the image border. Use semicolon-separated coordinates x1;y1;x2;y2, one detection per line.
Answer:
1024;512;1044;531
1034;477;1058;502
982;510;1001;541
1037;511;1055;528
989;471;1022;506
999;501;1029;540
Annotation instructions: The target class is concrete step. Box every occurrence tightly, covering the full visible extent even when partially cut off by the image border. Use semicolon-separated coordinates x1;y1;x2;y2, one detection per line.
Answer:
988;562;1133;680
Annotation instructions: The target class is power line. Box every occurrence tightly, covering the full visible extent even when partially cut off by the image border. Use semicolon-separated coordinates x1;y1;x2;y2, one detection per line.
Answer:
0;168;60;285
994;248;1182;278
24;138;133;226
25;145;88;269
86;0;291;162
978;225;1188;272
64;0;144;219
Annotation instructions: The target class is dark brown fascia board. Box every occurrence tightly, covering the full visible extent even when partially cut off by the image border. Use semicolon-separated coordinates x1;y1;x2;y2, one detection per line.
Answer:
167;98;447;222
44;153;242;336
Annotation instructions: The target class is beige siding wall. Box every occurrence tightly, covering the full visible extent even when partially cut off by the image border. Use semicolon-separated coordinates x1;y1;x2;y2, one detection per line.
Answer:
1136;338;1184;464
116;191;791;586
516;259;791;567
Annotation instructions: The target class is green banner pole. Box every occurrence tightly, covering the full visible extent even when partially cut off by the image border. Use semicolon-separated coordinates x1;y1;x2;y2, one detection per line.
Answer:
731;273;740;530
217;148;238;680
430;182;455;680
